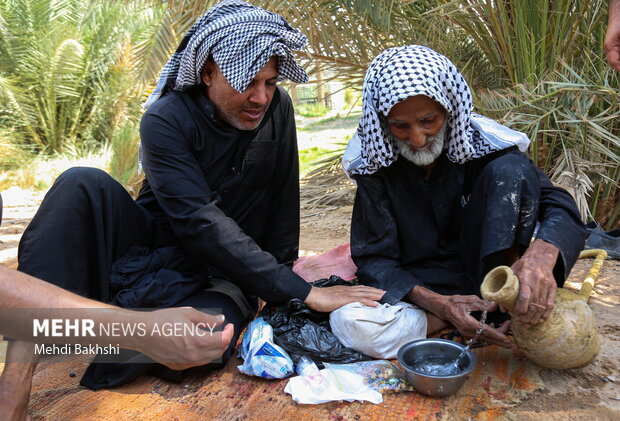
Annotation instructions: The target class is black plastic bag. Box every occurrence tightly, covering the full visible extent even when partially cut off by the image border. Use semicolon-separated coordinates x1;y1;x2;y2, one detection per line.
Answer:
261;276;372;366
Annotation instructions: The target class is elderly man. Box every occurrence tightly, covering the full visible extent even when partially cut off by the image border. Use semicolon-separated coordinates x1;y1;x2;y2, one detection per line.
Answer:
334;45;585;355
0;1;383;418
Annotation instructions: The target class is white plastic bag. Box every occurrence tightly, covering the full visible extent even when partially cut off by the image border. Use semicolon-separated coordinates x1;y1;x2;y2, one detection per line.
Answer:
329;301;427;359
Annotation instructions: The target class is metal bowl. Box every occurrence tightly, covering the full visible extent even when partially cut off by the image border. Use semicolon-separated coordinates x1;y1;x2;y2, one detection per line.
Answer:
397;338;477;397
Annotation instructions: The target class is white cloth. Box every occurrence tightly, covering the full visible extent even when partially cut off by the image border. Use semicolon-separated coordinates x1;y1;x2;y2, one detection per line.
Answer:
329;301;427;359
343;45;530;176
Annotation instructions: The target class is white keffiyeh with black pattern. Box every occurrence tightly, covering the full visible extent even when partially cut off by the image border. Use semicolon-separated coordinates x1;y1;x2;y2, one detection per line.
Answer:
343;45;530;176
144;0;308;108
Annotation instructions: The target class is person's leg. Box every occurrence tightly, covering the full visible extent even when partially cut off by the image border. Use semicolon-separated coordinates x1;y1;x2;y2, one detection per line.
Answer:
18;167;161;300
460;152;541;285
459;153;542;326
1;167;160;420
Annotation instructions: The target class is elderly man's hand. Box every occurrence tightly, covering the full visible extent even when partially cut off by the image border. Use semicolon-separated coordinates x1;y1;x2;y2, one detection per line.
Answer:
135;307;234;371
408;286;514;348
304;285;385;313
510;239;560;328
441;295;515;348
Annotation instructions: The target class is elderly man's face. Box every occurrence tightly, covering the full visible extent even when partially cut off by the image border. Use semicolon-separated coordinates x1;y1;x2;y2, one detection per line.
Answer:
387;95;447;166
202;57;278;130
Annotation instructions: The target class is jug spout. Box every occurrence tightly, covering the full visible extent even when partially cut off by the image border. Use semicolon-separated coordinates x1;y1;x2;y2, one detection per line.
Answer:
480;266;519;312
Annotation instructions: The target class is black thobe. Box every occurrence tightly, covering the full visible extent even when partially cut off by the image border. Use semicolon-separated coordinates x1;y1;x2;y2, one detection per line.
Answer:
137;85;311;304
17;85;311;388
350;147;586;305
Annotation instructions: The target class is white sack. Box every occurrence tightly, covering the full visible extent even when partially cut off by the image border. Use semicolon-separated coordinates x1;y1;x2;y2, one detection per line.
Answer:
329;301;427;359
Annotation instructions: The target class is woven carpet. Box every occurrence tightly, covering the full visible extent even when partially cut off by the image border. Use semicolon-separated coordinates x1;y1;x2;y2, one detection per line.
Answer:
11;342;544;421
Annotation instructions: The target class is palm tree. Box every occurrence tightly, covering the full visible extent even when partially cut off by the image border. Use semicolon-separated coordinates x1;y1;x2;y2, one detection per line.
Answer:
0;0;165;155
20;0;613;226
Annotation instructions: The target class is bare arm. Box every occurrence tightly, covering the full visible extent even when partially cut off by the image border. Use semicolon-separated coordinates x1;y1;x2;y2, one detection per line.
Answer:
605;0;620;71
0;267;233;370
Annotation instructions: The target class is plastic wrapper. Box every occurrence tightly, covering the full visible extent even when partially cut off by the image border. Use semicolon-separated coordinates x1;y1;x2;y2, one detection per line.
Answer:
261;276;372;366
237;317;294;379
296;356;329;393
324;361;413;392
284;365;382;405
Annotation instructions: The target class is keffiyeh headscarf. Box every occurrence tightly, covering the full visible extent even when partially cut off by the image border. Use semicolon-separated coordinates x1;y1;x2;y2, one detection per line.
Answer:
345;45;529;176
144;0;309;108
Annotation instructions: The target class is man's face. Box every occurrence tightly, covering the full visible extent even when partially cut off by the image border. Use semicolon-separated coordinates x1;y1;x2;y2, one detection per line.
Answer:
202;57;279;131
386;95;448;166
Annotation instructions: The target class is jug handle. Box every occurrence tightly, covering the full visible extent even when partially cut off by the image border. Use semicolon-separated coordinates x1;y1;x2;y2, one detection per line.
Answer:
576;249;607;301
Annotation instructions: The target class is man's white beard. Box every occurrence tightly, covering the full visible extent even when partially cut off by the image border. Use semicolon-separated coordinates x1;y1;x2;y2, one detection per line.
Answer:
395;121;447;166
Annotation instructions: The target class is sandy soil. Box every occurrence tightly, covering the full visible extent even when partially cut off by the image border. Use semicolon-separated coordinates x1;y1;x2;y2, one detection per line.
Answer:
1;186;619;420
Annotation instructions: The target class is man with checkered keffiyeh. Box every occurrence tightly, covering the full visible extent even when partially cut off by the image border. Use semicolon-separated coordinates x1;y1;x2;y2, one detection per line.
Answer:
334;46;587;354
7;1;385;402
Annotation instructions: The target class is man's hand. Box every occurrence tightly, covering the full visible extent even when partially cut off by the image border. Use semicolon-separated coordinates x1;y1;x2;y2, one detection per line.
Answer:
135;307;234;371
408;286;514;348
304;285;385;313
510;239;560;328
605;0;620;71
441;295;514;349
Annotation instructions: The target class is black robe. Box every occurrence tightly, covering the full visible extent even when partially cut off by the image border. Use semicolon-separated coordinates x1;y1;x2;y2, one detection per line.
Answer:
137;85;311;304
350;147;586;304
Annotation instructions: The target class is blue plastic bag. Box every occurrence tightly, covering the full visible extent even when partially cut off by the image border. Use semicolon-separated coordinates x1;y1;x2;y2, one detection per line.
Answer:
237;317;294;379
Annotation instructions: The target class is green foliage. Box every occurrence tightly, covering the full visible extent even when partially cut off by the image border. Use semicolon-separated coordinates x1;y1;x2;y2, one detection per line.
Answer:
343;88;361;108
0;0;164;156
0;0;617;224
109;120;140;186
0;130;34;170
297;111;361;132
436;0;619;226
297;102;329;118
298;146;333;177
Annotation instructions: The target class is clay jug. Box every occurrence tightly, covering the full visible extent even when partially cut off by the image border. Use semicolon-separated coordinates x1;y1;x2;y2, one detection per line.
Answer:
480;250;605;369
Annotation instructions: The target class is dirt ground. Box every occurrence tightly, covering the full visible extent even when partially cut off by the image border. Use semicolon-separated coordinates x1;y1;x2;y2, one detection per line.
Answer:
1;187;620;420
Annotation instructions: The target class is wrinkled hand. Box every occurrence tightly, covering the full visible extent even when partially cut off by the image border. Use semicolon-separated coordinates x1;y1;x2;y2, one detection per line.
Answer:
304;285;385;313
510;239;559;328
137;307;234;370
441;295;514;349
605;0;620;71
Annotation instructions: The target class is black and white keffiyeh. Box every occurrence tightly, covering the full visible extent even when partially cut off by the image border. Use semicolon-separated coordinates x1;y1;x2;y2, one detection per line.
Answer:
344;45;529;176
143;0;309;108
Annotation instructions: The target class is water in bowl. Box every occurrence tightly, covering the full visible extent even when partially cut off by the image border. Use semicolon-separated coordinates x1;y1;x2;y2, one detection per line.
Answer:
413;302;489;377
412;355;464;376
